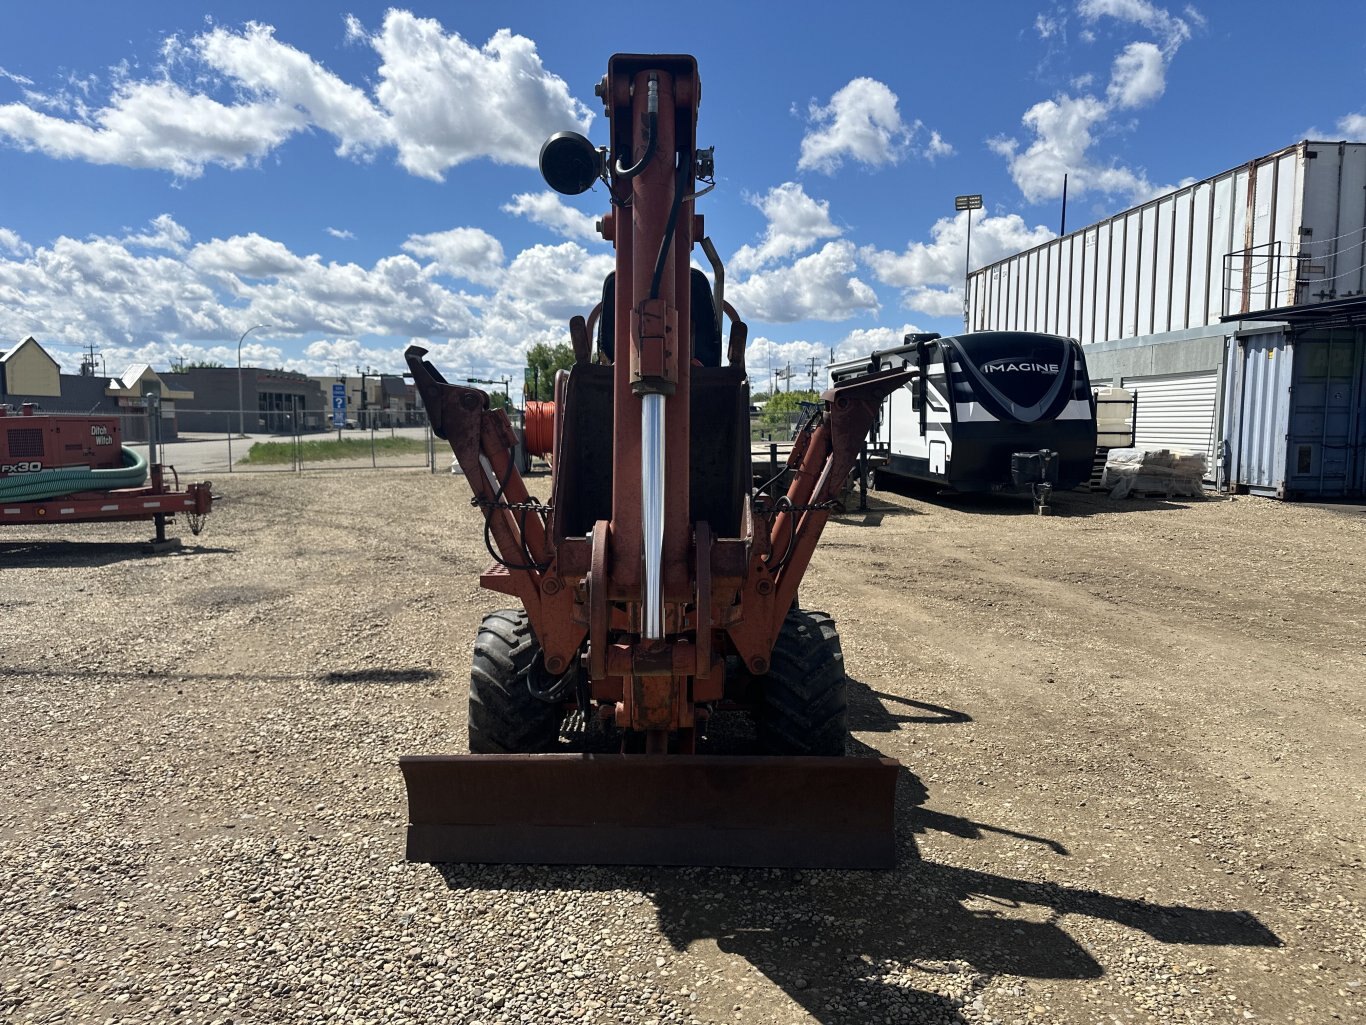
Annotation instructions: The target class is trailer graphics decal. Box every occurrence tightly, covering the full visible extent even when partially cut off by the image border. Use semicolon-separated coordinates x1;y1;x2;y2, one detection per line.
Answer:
1;461;43;473
946;334;1074;423
980;361;1061;374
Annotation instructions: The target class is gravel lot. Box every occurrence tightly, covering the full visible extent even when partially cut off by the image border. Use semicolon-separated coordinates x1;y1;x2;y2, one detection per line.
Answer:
2;471;1363;1025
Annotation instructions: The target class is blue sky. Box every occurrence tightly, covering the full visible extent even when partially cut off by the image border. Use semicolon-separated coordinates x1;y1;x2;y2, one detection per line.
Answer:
2;1;1364;395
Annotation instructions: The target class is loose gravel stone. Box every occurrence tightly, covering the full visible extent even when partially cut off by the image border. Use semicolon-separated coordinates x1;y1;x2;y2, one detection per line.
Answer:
1;473;1363;1024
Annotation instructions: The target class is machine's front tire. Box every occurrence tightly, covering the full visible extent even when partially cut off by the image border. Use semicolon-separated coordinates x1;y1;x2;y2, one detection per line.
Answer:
755;608;849;756
468;609;565;754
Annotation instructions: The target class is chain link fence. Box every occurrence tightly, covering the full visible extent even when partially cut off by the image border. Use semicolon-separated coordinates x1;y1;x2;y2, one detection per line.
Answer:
114;408;438;475
750;411;809;444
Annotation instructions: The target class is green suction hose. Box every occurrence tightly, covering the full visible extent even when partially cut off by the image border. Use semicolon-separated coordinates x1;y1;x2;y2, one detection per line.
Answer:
0;447;149;503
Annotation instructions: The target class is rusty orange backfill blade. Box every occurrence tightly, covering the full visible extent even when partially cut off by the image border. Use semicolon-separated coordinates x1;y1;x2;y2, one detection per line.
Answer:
401;754;900;869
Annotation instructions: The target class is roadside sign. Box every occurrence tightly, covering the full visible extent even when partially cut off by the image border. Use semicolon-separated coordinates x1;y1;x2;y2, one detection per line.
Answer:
332;384;346;428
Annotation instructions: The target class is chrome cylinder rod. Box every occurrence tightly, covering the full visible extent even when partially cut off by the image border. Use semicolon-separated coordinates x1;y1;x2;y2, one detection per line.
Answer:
641;392;666;639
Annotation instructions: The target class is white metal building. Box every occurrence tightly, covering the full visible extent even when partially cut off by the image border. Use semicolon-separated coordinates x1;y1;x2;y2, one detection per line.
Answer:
967;140;1366;498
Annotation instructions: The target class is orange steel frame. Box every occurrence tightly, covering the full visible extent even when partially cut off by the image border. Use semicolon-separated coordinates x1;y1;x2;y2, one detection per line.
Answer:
407;54;910;753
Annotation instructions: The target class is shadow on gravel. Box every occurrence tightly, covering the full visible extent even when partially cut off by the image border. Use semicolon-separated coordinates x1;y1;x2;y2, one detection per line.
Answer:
432;765;1280;1025
830;497;921;528
0;664;441;687
871;475;1199;518
320;668;441;685
429;681;1281;1024
847;677;973;729
0;540;236;566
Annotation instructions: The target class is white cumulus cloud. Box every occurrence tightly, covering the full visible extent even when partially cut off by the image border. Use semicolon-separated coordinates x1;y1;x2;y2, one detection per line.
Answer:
798;78;946;175
992;0;1194;205
922;131;954;161
862;211;1056;315
0;214;486;357
122;213;191;253
189;234;310;278
501;192;601;242
419;241;613;376
0;79;304;177
1107;41;1166;108
195;21;391;159
364;14;592;180
729;183;843;275
0;13;591;181
0;228;33;258
0;210;634;380
1336;113;1366;140
729;241;877;323
401;226;505;285
1078;0;1192;55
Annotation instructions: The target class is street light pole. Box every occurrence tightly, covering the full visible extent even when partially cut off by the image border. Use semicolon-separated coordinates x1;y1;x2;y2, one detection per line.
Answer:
236;324;269;438
955;194;983;333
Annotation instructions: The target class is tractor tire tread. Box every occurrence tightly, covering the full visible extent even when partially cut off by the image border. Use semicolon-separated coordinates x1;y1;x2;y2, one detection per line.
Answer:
756;608;849;756
467;608;564;754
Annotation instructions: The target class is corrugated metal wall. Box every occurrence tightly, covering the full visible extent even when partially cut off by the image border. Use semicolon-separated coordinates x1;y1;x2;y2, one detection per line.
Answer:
1223;327;1365;498
1121;371;1219;466
969;141;1366;343
1224;331;1293;495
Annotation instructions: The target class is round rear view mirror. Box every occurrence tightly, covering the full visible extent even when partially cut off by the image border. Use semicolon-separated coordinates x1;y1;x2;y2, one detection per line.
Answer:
539;133;601;196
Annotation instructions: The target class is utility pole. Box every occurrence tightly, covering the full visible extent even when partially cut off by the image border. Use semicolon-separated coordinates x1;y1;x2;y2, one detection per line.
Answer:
80;341;105;377
806;356;820;393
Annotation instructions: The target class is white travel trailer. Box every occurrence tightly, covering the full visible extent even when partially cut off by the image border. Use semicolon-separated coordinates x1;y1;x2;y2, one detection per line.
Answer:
832;331;1098;506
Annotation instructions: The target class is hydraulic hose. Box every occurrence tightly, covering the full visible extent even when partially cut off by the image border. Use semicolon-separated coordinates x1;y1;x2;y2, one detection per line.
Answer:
0;446;148;503
648;157;690;301
614;75;658;180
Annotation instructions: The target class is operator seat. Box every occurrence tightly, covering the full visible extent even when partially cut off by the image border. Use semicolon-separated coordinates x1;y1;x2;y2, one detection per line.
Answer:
596;270;723;366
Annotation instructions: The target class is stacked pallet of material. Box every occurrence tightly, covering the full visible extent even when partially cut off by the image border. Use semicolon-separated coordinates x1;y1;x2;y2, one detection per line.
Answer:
1101;448;1207;499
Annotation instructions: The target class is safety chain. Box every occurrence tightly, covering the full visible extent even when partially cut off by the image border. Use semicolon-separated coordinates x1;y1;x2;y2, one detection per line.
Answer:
471;495;553;514
751;498;844;516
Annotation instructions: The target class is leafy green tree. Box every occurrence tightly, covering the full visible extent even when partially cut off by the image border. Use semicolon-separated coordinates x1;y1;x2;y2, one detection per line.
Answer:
525;342;576;401
488;390;513;412
185;359;226;369
761;389;820;427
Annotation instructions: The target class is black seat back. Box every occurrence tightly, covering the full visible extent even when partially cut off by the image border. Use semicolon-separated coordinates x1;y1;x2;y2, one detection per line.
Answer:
596;269;722;366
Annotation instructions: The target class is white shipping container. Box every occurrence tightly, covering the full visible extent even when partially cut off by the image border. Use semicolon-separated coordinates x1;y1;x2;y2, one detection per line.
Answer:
969;141;1366;343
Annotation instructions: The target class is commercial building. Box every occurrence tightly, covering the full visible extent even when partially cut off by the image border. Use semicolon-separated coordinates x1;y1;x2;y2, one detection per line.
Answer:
163;367;325;434
0;338;191;441
305;373;422;428
969;140;1366;499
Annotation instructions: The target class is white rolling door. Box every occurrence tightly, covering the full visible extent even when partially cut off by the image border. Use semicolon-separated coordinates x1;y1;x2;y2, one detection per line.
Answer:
1122;370;1219;471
